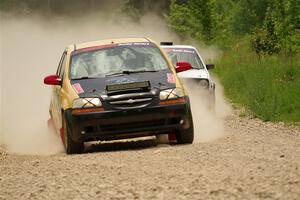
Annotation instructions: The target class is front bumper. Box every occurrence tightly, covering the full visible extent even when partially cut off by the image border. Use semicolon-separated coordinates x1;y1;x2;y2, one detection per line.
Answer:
64;98;193;142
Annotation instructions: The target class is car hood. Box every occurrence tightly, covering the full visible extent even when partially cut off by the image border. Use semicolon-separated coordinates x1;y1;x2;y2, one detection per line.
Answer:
70;69;176;98
177;69;209;80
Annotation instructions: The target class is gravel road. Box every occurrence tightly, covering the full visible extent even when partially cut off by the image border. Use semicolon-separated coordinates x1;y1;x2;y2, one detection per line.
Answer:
1;113;299;200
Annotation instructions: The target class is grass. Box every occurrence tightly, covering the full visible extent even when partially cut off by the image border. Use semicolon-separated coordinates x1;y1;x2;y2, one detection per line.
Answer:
213;44;300;122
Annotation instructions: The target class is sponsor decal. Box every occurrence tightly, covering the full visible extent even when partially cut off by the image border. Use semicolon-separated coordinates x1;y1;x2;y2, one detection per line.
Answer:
167;73;176;83
118;42;151;46
72;83;84;94
172;49;195;54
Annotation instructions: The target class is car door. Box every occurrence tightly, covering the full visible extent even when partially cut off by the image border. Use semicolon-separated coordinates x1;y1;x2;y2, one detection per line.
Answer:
51;51;67;133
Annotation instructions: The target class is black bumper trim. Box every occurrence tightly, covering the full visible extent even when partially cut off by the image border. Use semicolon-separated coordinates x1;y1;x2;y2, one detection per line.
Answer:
64;98;192;142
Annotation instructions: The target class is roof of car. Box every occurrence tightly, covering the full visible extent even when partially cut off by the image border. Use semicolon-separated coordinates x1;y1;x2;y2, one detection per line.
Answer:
73;37;152;50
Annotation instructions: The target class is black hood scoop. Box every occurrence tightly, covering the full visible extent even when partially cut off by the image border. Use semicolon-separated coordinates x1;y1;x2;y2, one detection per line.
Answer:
106;81;151;96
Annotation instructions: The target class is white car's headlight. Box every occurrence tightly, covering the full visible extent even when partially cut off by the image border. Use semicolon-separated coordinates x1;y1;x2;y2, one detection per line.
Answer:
72;98;102;108
199;79;209;88
160;88;184;101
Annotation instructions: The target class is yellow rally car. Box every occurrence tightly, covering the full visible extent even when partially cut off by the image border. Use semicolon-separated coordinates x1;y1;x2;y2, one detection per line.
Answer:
44;38;194;154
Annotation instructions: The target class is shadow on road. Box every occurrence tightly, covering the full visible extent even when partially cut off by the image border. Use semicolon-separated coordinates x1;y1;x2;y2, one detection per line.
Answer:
84;137;160;153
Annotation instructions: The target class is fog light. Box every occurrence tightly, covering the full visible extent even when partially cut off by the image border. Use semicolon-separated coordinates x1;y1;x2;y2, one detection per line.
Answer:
81;131;86;135
180;119;184;124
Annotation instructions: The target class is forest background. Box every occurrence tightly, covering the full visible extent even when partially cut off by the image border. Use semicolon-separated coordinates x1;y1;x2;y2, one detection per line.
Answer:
1;0;299;122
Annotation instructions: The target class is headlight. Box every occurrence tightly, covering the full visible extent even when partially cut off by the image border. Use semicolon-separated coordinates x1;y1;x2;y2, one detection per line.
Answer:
199;79;209;89
160;88;184;100
72;98;102;108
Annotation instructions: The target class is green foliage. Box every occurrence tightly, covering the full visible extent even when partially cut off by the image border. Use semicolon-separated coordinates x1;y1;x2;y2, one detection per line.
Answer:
229;0;269;35
167;0;300;54
167;0;217;42
123;0;171;20
167;2;192;35
250;26;281;55
167;0;300;122
250;0;297;55
214;45;300;122
188;0;216;40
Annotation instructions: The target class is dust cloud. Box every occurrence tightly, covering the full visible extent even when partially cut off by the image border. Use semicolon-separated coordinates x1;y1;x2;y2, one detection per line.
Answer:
0;10;230;154
184;77;231;143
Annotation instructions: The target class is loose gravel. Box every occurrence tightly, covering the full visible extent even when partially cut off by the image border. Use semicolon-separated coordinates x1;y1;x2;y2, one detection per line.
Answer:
1;113;299;200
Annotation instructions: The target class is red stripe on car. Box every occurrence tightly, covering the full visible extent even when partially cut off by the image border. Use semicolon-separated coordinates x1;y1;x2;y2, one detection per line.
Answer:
73;44;117;55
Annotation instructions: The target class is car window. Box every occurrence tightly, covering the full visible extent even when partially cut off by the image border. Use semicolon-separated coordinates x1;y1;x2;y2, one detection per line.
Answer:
164;48;204;69
70;43;169;79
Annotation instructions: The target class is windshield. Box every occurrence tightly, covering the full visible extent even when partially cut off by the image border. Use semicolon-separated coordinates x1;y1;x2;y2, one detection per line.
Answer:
70;43;169;79
163;48;204;69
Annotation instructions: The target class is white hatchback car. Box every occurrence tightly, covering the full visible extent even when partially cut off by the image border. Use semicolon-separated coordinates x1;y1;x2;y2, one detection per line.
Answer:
161;43;215;105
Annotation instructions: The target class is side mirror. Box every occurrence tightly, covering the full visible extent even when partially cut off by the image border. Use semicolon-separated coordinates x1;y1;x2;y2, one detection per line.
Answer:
206;64;215;70
44;74;61;85
176;61;192;73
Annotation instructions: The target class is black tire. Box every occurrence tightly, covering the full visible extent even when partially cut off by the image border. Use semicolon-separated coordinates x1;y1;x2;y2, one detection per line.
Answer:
62;114;84;154
176;121;194;144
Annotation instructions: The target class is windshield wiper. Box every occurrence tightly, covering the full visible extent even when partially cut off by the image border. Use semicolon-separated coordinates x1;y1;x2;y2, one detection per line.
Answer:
71;76;99;80
105;72;126;77
123;70;158;74
106;70;158;77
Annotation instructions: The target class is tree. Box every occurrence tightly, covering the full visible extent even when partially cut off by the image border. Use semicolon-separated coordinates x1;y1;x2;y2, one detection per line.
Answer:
167;0;216;42
251;0;297;55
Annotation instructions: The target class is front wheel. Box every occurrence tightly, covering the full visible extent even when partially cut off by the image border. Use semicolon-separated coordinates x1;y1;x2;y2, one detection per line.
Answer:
62;114;84;154
176;120;194;144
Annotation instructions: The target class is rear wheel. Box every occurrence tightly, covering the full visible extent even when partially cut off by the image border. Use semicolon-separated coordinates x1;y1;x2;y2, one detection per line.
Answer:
62;115;84;154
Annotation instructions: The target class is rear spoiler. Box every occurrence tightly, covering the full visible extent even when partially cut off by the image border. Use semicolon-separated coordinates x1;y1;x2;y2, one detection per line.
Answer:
160;42;173;46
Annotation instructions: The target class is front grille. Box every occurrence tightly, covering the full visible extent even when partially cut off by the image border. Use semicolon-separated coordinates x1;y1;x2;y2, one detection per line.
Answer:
108;96;154;108
82;117;181;134
100;119;165;132
110;98;152;105
103;88;159;109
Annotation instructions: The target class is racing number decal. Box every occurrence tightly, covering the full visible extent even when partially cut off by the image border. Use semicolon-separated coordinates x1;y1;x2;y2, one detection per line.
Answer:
72;83;84;94
167;73;176;84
